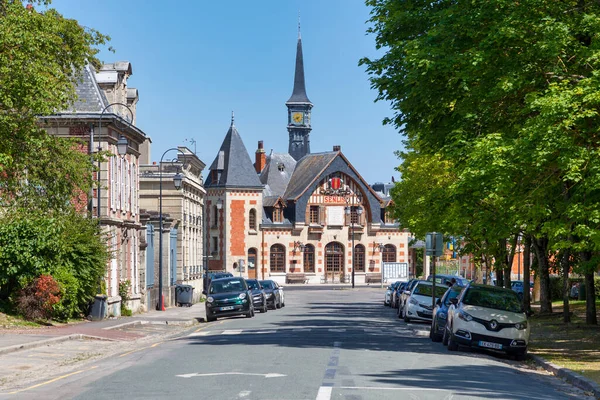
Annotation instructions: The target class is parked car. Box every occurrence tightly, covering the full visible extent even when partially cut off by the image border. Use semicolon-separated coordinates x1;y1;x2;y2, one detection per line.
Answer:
259;280;284;309
444;283;530;360
400;281;449;323
391;281;408;309
203;271;234;294
384;281;402;307
511;280;533;300
204;277;254;322
246;279;268;313
427;274;469;287
396;278;420;317
430;284;463;342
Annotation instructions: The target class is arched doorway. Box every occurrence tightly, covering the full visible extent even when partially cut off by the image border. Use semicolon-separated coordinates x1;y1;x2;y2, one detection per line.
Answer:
325;242;345;283
248;248;258;279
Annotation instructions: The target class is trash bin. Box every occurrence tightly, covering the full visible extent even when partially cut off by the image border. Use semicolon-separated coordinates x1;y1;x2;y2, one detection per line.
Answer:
176;284;194;307
88;295;108;320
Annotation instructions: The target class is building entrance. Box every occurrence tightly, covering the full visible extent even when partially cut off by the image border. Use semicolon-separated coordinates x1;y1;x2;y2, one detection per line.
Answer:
325;242;344;283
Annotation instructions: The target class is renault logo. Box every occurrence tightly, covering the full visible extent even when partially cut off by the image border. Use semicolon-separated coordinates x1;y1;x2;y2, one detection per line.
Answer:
490;320;498;330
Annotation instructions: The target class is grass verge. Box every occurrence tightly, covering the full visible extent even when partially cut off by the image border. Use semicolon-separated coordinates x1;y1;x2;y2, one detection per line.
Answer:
529;300;600;385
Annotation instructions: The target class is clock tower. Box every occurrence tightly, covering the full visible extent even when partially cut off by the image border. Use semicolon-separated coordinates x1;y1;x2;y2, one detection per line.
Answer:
286;26;313;161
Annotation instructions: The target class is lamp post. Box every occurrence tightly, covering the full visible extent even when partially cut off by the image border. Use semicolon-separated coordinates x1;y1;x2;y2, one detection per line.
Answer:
97;103;133;220
215;199;224;271
158;148;185;311
345;197;363;289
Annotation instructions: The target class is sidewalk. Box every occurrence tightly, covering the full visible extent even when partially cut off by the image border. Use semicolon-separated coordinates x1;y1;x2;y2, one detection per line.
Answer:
0;303;206;356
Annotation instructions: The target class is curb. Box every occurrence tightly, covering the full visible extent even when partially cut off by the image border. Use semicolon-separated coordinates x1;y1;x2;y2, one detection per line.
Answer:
530;354;600;398
0;334;114;357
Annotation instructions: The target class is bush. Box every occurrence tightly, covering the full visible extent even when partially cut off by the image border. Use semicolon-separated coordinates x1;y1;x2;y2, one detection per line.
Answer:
16;275;61;321
119;280;131;316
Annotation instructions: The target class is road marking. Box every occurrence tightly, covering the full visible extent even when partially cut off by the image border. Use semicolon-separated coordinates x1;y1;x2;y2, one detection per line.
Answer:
253;330;276;334
315;386;332;400
177;372;286;379
238;390;251;398
118;341;162;357
187;331;211;337
328;328;346;332
293;328;312;332
222;330;243;335
7;366;98;394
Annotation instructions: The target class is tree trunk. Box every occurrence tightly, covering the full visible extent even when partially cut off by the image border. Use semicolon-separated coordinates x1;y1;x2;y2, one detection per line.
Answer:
496;238;506;287
532;235;552;313
585;272;597;325
561;249;570;323
505;233;519;289
523;235;531;313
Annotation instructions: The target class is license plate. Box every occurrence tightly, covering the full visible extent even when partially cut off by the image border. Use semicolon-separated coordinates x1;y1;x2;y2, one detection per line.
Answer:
479;341;502;350
220;306;234;311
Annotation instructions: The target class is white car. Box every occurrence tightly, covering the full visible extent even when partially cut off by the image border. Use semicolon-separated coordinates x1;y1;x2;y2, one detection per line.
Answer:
400;281;449;322
444;283;530;360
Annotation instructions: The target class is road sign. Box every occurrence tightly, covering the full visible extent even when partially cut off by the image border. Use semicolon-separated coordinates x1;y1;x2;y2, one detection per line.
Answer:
426;232;443;256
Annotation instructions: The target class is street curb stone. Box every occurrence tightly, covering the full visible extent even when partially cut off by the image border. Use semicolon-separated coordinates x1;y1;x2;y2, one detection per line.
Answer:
530;354;600;399
0;334;113;356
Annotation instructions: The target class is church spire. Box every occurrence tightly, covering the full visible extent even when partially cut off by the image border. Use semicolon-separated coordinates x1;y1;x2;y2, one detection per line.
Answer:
287;21;311;104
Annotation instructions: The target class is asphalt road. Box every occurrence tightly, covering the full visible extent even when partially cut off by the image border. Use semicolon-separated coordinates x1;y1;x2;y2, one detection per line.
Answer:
3;287;594;400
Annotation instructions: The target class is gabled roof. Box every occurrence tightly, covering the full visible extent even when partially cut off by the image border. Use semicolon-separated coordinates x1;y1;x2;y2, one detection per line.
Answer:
283;152;337;200
263;196;285;208
259;152;297;197
283;151;384;203
68;64;110;113
205;120;263;189
286;36;311;105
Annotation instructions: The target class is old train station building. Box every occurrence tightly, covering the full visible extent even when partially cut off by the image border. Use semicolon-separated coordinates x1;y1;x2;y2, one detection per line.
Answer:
204;31;414;285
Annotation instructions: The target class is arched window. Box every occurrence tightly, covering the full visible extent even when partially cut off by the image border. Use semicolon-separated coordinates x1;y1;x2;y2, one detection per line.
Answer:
270;244;286;272
382;244;397;263
354;244;365;272
249;209;257;231
303;244;315;273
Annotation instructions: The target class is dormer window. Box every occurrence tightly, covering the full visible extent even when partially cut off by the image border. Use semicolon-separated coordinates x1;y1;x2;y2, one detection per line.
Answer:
273;207;283;223
278;163;285;172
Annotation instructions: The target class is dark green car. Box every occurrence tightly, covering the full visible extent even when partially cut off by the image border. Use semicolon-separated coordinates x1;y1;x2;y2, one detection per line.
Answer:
204;277;254;322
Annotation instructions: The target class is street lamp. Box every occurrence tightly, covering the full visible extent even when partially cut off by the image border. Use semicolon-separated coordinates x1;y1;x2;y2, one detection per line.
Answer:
158;148;186;311
345;198;363;289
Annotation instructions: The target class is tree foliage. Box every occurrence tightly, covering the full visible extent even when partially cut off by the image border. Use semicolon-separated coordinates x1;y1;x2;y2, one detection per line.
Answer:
363;0;600;322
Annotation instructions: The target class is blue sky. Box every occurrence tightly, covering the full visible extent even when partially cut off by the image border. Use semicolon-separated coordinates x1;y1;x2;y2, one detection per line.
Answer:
50;0;401;184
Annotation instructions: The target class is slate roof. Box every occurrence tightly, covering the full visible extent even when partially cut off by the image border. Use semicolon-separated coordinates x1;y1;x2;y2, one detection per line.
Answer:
68;64;110;113
286;37;311;104
205;121;263;189
259;152;297;197
283;152;337;200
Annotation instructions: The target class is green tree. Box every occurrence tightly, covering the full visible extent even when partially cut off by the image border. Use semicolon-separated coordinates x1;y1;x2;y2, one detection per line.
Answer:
0;0;109;211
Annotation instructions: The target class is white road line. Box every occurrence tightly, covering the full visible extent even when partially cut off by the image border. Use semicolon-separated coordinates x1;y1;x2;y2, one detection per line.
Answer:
237;390;251;398
328;328;346;332
315;386;332;400
222;330;243;335
253;330;277;334
293;328;312;332
187;331;211;337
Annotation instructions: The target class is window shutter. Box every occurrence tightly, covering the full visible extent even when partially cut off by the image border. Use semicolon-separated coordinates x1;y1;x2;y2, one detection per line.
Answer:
110;157;115;210
319;206;325;225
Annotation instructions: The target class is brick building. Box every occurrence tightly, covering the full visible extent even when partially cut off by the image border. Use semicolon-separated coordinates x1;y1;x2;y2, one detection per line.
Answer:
204;32;413;284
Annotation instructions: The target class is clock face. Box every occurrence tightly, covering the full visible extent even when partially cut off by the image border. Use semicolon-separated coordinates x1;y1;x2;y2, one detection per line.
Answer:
292;112;303;124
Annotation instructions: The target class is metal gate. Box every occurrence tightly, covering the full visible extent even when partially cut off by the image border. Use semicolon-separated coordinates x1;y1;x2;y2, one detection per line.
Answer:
170;228;178;285
146;224;155;288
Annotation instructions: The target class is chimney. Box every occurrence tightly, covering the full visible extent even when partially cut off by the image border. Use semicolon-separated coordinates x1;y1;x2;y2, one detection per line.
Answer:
333;145;341;152
255;140;267;173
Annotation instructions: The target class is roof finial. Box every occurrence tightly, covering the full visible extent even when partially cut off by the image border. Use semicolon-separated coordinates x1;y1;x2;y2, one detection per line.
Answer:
298;10;301;39
231;110;235;126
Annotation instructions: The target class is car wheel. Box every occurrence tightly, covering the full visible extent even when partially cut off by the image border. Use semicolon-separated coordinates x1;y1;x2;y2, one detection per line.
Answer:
403;314;410;323
515;349;528;361
447;328;458;351
442;325;449;346
276;299;282;309
431;322;442;342
206;315;216;322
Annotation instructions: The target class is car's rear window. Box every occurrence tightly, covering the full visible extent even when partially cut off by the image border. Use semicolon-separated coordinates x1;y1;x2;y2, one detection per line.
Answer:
259;280;274;289
463;287;522;313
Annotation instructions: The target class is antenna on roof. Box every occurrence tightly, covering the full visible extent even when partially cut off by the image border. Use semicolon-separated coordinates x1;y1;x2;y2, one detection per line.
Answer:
231;110;235;126
298;10;301;39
